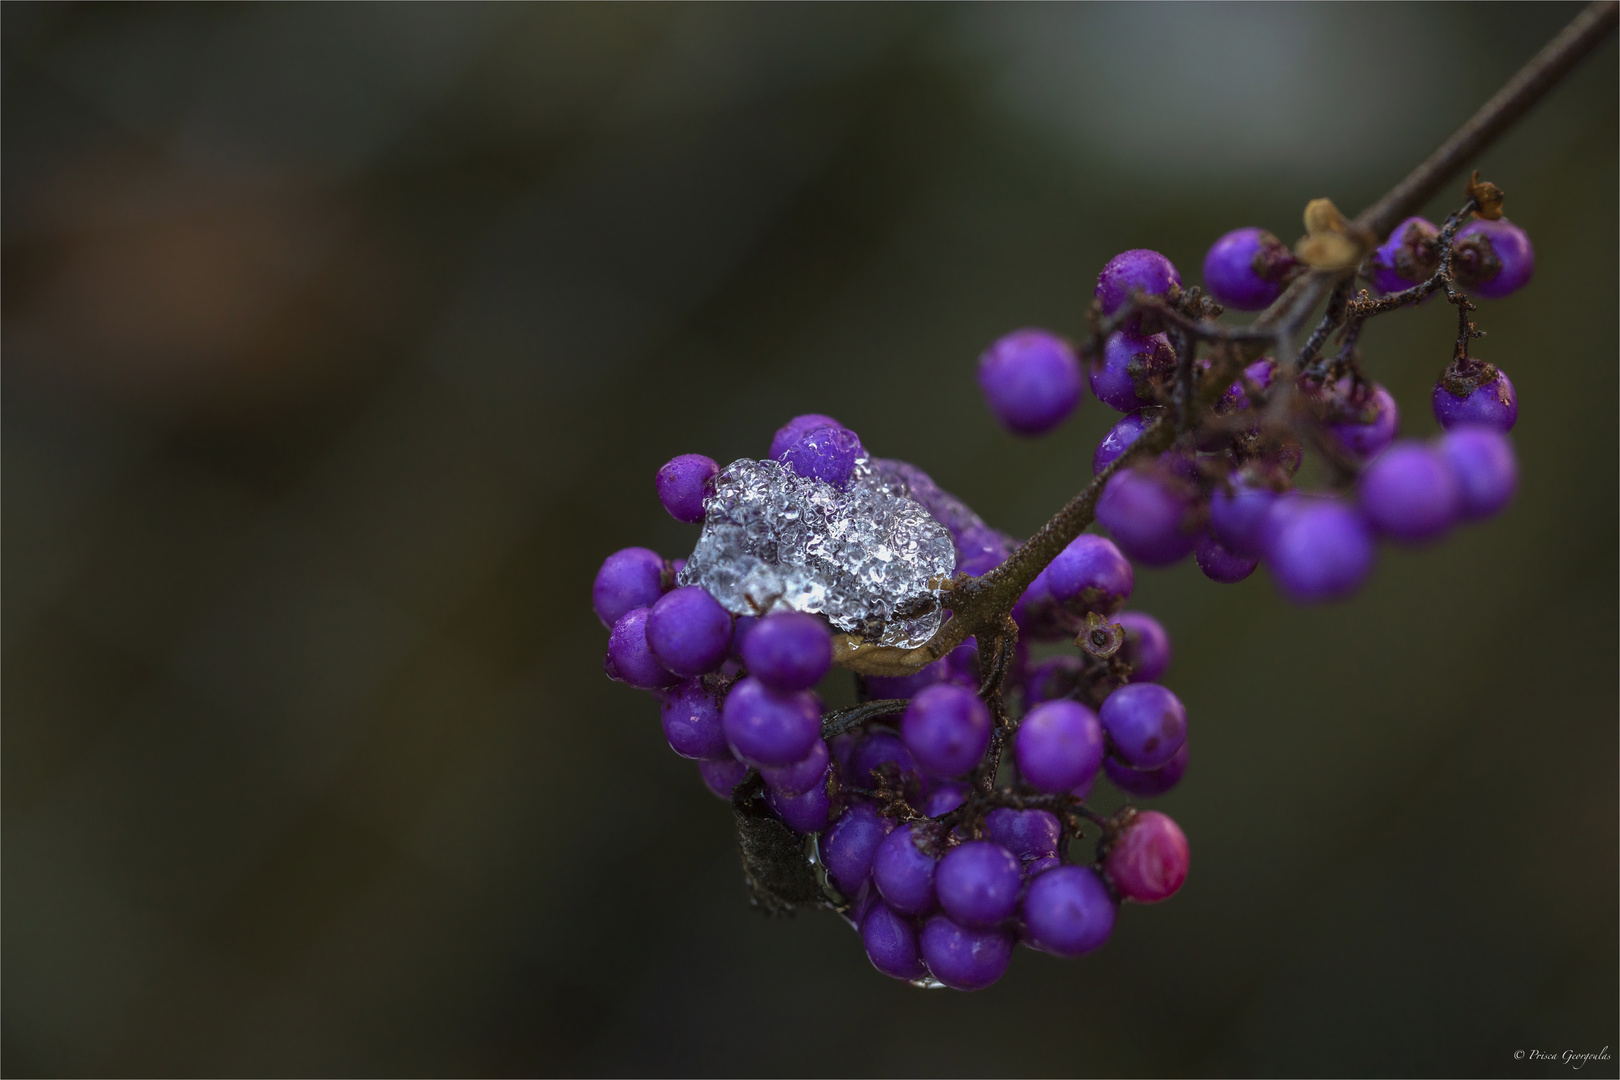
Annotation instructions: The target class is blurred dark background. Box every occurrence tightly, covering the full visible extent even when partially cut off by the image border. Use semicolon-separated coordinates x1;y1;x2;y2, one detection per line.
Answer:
3;4;1615;1076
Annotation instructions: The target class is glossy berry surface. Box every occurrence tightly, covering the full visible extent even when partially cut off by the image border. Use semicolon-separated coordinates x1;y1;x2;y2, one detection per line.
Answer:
1093;409;1154;475
592;547;667;628
1096;249;1181;334
1090;332;1174;412
919;915;1013;991
779;424;865;488
606;607;680;690
1096;467;1200;567
1116;611;1172;681
1045;534;1134;615
1263;495;1375;604
1359;441;1461;543
976;329;1084;436
766;772;833;833
1022;865;1117;957
768;413;843;460
656;454;719;524
925;781;970;817
1104;739;1188;798
1195;532;1258;584
862;902;926;980
740;612;832;692
872;824;938;916
660;680;729;760
645;586;733;677
1370;216;1440;293
985;808;1062;863
1433;365;1517;432
1440;427;1519;520
900;683;992;776
721;677;821;767
1105;810;1190;903
1454;217;1534;299
1202;227;1297;310
759;738;831;796
1015;700;1106;793
1209;481;1279;558
823;802;894;896
1323;382;1399;462
935;841;1023;928
1099;682;1187;770
697;758;748;800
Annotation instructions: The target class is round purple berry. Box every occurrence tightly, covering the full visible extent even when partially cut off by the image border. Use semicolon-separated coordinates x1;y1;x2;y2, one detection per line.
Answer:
1096;465;1200;568
1453;217;1534;299
1195;532;1258;584
1433;364;1517;432
862;901;926;981
1093;409;1154;475
606;607;680;690
1022;864;1116;957
645;586;733;677
1359;441;1461;543
660;680;729;760
1439;427;1518;520
1104;739;1188;798
1026;855;1063;877
766;770;834;833
1099;682;1186;770
759;738;831;796
925;781;970;817
592;547;666;628
872;823;938;916
1045;534;1134;615
740;611;832;692
1014;699;1106;793
900;683;992;777
919;915;1013;991
1096;249;1181;335
1369;216;1440;294
698;757;748;800
1263;494;1375;604
1202;227;1298;310
721;676;821;767
823;802;894;896
1322;382;1399;462
1116;611;1171;681
976;329;1084;436
655;454;719;524
1105;809;1189;903
780;424;865;488
1209;480;1279;558
849;728;920;787
768;413;843;460
936;841;1023;929
1090;332;1174;413
985;807;1062;863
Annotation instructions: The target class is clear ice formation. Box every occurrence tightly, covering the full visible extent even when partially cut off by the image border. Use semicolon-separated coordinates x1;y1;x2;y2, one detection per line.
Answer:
677;456;959;648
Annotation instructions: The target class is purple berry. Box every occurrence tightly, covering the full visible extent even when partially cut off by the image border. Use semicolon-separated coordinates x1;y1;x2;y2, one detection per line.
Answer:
1216;358;1278;417
1105;810;1189;903
1099;682;1186;770
849;728;920;787
592;547;666;628
655;454;719;524
1096;249;1181;335
760;738;831;796
1104;739;1188;798
766;770;834;833
1369;216;1440;294
1439;427;1518;520
1195;532;1258;584
769;413;843;460
606;607;680;690
698;757;748;800
1014;699;1106;793
1322;382;1399;462
936;841;1023;928
1116;611;1171;681
918;915;1013;991
1090;332;1175;413
1433;364;1517;432
1359;441;1462;543
1454;217;1534;299
872;823;938;915
1096;466;1200;568
1202;227;1298;310
740;611;832;692
1263;494;1375;604
780;425;865;488
824;802;895;895
1093;409;1155;475
1026;855;1063;877
721;676;821;767
925;780;970;817
1022;865;1116;957
1209;481;1279;558
862;902;926;980
1023;656;1083;707
985;808;1062;863
646;586;733;677
661;680;729;760
976;329;1084;436
1045;534;1134;615
900;684;992;777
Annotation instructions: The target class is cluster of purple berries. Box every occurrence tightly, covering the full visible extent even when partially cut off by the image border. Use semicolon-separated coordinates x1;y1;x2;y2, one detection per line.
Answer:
595;414;1193;991
974;213;1528;603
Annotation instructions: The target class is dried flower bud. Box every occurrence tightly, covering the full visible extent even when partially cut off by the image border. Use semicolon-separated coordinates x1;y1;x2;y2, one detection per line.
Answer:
1465;170;1506;220
1295;197;1377;271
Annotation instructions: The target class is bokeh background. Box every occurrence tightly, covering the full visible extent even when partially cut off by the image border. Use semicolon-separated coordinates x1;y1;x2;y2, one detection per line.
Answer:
4;4;1616;1076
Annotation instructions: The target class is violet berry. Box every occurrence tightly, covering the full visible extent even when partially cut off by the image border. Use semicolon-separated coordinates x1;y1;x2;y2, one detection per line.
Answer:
592;547;667;628
900;683;992;777
1096;249;1181;335
1209;480;1280;559
1090;331;1175;413
660;680;729;760
1439;427;1518;520
1263;494;1375;604
872;823;938;916
918;914;1013;991
1014;699;1106;793
780;424;865;487
1045;534;1134;616
862;902;927;981
1195;532;1258;584
606;607;680;690
1453;217;1534;299
759;738;831;796
1358;441;1462;543
1202;227;1298;310
655;454;719;524
1099;682;1187;770
645;586;733;677
1116;611;1171;682
824;802;895;896
1322;382;1399;462
1433;361;1517;432
936;841;1024;928
721;676;821;767
1105;809;1190;903
985;807;1062;864
740;611;832;692
697;757;748;800
1022;865;1116;957
1369;216;1440;294
976;328;1084;436
1103;739;1188;798
1092;409;1155;476
1096;465;1201;568
768;413;843;459
766;769;834;833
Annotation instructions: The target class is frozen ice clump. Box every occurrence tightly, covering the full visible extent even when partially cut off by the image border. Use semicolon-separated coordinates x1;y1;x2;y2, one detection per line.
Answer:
678;457;956;648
